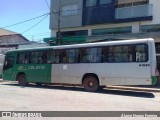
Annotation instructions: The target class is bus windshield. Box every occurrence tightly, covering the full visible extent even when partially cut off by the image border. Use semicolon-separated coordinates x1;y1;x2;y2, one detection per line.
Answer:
3;56;14;70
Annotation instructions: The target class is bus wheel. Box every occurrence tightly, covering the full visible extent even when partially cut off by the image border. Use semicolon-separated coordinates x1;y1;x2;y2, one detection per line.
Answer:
83;76;99;92
17;74;28;86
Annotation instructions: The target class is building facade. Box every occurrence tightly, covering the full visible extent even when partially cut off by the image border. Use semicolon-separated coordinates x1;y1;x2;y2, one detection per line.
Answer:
50;0;160;43
0;29;30;54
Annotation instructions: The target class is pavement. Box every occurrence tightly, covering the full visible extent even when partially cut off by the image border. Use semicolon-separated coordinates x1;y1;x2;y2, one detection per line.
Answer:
107;85;160;92
0;79;159;92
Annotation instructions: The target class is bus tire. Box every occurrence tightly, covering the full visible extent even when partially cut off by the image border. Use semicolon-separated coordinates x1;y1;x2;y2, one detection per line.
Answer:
83;76;99;92
17;74;28;86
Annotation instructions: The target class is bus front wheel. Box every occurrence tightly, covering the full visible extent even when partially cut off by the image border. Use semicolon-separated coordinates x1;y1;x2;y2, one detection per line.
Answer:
17;74;28;86
83;76;99;92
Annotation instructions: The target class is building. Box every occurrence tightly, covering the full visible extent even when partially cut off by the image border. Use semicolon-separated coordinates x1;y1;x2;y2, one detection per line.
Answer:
50;0;160;45
49;0;160;80
0;29;30;54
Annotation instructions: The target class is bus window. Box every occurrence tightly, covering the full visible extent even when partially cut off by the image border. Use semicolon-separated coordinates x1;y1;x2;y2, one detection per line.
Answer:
108;45;134;63
17;52;29;64
108;47;115;63
17;53;25;64
80;47;105;63
62;50;67;63
66;49;78;63
3;56;14;70
136;44;148;62
30;52;39;64
47;51;55;63
42;52;47;64
55;51;62;64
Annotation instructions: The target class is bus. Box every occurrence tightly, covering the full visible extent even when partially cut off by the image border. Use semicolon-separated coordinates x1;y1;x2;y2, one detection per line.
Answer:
2;38;158;92
0;54;5;78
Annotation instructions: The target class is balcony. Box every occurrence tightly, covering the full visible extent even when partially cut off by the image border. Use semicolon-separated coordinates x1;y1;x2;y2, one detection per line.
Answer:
115;4;153;20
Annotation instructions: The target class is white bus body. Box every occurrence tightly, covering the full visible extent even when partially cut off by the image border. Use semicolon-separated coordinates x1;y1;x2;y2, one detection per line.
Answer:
51;38;157;87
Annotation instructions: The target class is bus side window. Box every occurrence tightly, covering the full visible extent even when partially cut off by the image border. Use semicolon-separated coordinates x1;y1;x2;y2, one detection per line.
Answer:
55;51;61;64
30;52;38;64
47;51;55;64
136;44;148;62
108;47;115;63
63;50;67;63
17;52;29;64
42;52;47;64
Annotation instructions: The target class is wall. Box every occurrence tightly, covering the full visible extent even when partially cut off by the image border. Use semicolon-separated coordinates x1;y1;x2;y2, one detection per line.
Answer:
50;0;83;29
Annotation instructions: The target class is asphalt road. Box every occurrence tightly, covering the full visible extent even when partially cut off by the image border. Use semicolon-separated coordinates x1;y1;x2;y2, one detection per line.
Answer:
0;81;160;120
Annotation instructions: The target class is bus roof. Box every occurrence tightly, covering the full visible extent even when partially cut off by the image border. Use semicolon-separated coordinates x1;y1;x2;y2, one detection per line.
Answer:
6;38;154;53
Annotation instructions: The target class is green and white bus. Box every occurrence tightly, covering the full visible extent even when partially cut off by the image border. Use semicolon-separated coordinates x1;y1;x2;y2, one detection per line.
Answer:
2;38;158;92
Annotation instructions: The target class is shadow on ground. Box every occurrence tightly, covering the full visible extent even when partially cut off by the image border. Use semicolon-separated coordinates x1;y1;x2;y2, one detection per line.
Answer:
1;82;155;98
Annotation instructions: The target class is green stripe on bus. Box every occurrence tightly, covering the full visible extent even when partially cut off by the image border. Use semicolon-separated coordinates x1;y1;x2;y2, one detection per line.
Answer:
151;76;157;85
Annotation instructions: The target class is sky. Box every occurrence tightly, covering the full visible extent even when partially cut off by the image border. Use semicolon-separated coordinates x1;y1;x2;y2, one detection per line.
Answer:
0;0;51;42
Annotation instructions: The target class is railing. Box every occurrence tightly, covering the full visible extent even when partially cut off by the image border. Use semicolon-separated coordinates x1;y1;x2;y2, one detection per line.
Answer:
115;4;153;19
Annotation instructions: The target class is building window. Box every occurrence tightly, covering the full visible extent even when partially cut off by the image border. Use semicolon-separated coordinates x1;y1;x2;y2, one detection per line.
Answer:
141;24;160;32
100;0;112;5
86;0;97;7
92;27;132;35
62;4;78;16
61;30;88;37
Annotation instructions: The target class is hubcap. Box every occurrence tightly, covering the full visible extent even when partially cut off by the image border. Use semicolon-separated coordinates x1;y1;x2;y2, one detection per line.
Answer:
88;81;94;88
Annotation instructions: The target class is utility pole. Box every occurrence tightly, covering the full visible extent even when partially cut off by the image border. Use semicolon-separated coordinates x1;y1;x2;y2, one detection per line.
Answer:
56;0;62;45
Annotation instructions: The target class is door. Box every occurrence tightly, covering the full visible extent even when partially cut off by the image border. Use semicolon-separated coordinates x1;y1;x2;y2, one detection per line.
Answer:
3;54;15;81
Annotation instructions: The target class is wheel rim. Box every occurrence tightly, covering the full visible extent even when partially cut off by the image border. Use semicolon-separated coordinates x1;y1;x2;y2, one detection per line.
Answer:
88;81;94;88
18;75;27;86
83;76;99;92
19;77;25;84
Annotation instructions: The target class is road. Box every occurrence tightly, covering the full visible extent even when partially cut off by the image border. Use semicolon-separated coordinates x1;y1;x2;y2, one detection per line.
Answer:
0;81;160;120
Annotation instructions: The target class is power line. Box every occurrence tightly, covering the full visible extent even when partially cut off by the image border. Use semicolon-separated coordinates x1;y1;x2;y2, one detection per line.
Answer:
0;13;50;29
45;0;50;10
22;14;49;34
0;4;116;30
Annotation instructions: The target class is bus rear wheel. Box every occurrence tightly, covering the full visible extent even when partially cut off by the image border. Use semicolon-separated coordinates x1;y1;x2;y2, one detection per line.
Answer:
17;74;28;86
83;76;99;92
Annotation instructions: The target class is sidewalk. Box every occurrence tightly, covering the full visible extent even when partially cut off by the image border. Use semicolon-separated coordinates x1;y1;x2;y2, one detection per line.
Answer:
107;85;160;92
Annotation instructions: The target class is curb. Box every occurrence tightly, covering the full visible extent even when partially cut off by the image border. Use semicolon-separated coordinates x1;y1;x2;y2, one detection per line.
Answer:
107;86;160;92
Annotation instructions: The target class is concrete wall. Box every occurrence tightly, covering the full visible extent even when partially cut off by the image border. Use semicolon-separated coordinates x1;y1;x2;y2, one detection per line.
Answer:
50;0;83;30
